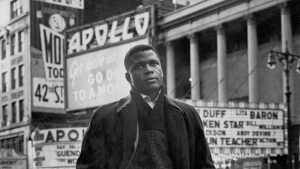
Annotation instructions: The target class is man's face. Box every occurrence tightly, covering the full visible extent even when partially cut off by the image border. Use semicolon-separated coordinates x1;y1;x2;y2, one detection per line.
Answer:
126;49;163;96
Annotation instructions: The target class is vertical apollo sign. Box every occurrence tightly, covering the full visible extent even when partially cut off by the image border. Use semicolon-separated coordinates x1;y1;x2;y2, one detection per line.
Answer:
40;24;64;81
33;25;64;108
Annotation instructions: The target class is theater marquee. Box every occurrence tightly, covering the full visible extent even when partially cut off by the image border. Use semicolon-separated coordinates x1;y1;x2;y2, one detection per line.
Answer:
32;128;86;169
180;100;286;162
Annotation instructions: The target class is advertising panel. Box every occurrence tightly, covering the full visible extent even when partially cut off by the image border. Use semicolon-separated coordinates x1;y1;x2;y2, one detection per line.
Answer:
40;25;64;81
33;77;64;108
31;0;83;111
197;107;284;148
180;100;286;162
66;7;151;54
66;38;148;110
65;7;152;111
32;128;86;169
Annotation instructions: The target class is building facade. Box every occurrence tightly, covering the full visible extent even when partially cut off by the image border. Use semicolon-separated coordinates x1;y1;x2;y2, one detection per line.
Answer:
0;0;30;168
0;0;175;168
0;0;83;168
1;0;299;168
156;0;299;167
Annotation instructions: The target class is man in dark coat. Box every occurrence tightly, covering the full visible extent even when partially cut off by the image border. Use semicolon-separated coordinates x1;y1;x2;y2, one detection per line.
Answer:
76;44;215;169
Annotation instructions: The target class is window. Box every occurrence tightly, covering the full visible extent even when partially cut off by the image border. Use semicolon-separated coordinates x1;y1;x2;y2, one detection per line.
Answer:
18;65;24;87
11;68;16;89
1;40;6;60
19;100;24;122
10;34;16;55
2;105;8;126
12;102;17;123
18;30;24;52
2;72;7;93
0;136;24;155
11;0;23;19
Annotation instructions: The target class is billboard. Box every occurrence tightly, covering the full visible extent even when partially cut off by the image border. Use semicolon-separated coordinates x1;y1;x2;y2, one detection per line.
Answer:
32;128;86;169
65;7;152;111
66;38;149;110
30;0;83;112
66;7;151;55
180;100;286;162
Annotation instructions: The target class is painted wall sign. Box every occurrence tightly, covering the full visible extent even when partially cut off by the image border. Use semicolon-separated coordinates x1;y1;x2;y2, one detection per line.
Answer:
66;8;150;54
33;77;64;108
40;24;64;81
66;38;148;110
48;14;67;32
35;0;84;9
32;128;86;169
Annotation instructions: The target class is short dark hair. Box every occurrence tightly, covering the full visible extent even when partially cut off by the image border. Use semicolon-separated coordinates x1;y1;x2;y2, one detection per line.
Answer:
124;44;160;71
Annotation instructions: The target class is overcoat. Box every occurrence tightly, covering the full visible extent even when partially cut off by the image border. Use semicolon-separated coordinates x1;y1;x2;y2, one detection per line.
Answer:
76;95;215;169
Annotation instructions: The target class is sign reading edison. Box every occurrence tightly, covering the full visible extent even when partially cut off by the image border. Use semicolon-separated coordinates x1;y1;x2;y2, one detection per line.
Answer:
196;107;284;148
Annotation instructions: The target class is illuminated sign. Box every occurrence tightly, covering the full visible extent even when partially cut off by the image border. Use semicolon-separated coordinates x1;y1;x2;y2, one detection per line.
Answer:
180;100;286;162
66;7;151;54
196;107;284;148
32;128;86;169
36;0;84;9
66;38;149;110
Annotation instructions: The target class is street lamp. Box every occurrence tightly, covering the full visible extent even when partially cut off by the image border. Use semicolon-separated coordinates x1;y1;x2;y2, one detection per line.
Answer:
267;48;300;169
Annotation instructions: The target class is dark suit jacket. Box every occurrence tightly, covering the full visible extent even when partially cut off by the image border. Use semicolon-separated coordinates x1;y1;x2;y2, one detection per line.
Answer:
76;95;215;169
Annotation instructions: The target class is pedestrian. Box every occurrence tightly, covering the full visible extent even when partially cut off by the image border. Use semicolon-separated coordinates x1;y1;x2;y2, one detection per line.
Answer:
76;44;215;169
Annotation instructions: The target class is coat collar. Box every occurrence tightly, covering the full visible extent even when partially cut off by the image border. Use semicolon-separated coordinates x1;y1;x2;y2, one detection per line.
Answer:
116;95;184;115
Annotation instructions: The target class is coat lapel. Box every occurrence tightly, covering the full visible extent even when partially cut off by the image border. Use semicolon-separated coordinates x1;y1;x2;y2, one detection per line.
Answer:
118;96;138;169
165;97;191;169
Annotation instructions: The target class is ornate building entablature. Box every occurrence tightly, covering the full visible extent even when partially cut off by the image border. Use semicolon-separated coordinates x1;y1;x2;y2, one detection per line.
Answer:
157;0;290;42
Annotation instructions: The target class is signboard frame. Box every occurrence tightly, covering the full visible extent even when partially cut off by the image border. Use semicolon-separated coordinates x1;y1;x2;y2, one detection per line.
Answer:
65;6;153;111
179;99;287;162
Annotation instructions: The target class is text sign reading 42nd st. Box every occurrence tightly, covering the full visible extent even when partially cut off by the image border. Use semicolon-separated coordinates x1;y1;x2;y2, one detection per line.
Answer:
33;77;64;108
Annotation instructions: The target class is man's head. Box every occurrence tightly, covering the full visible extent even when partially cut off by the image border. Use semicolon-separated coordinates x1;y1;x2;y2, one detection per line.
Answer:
124;44;164;97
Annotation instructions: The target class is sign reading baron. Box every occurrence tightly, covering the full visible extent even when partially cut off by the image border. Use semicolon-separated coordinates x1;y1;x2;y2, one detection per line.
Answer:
180;100;286;160
32;128;86;169
65;7;152;110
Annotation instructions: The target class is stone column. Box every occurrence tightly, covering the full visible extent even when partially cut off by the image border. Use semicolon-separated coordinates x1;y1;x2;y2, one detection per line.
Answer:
189;34;200;100
217;25;227;101
166;41;176;98
247;16;259;102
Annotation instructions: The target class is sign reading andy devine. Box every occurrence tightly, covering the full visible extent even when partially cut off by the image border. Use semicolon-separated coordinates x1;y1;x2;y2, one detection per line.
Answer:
181;100;286;158
32;128;86;169
197;107;285;148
